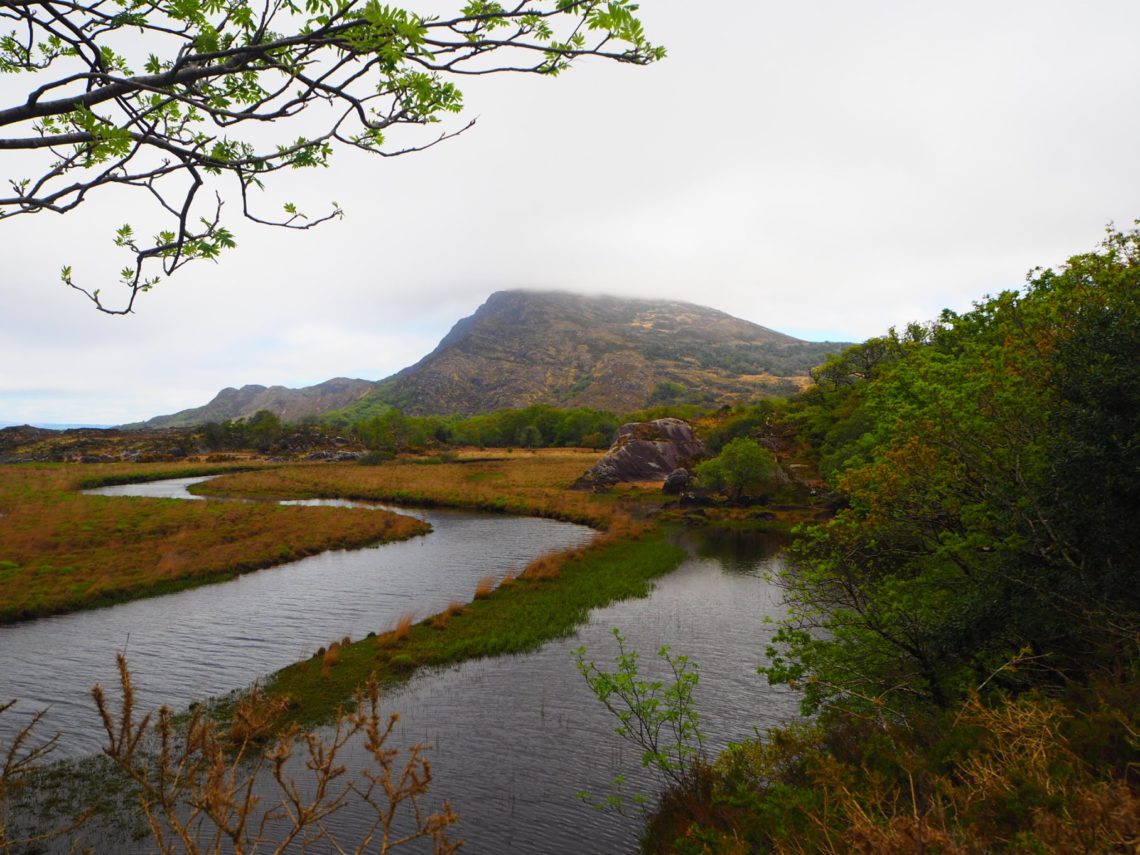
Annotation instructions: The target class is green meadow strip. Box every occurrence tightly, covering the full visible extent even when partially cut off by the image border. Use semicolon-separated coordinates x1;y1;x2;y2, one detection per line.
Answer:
260;530;686;731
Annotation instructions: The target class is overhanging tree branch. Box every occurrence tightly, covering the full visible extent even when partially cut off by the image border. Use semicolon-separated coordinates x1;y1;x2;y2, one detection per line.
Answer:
0;0;664;313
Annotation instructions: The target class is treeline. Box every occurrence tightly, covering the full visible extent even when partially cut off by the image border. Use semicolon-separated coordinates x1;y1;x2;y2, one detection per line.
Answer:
197;404;622;455
348;404;620;453
645;229;1140;851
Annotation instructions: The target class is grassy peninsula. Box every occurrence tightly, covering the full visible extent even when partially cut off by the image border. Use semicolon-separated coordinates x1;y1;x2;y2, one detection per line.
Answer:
0;463;428;623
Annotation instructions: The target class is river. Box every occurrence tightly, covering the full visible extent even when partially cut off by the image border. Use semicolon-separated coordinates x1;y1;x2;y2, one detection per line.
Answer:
0;477;595;757
3;477;799;853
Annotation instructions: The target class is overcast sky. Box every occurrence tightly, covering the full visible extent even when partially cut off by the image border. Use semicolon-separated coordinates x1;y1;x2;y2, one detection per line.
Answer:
3;0;1139;425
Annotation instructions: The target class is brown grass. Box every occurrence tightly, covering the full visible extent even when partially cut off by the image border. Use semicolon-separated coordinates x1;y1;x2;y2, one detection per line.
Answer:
473;575;496;599
431;601;466;630
0;463;430;623
190;452;622;529
321;641;341;678
378;611;418;647
520;551;565;581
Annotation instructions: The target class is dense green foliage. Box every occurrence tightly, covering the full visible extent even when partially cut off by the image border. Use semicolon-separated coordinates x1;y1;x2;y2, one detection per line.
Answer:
637;228;1140;853
768;228;1140;714
344;403;621;452
693;437;780;501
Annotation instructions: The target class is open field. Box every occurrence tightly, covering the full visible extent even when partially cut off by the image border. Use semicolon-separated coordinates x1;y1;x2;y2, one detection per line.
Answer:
191;448;623;527
0;463;429;623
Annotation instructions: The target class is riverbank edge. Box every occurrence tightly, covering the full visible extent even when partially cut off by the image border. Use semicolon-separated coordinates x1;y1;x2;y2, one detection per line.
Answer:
0;520;431;626
6;527;687;843
250;526;687;732
0;463;432;626
187;475;617;530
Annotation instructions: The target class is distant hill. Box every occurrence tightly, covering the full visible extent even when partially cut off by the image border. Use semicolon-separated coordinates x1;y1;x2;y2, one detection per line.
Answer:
348;291;849;416
128;292;850;427
131;377;374;429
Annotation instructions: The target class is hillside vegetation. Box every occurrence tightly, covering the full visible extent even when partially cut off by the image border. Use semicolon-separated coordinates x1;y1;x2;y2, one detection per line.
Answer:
129;291;849;428
637;229;1140;852
353;290;847;416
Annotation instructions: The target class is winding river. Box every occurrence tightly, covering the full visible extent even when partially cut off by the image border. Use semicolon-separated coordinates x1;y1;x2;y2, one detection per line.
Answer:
0;477;594;757
3;477;800;853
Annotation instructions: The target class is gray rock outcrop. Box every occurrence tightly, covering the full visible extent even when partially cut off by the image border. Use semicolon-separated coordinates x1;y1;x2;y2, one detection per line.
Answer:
572;418;706;490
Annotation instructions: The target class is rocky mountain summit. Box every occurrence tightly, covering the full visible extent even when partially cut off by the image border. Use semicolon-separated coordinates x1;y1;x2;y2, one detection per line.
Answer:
357;290;848;416
127;291;848;427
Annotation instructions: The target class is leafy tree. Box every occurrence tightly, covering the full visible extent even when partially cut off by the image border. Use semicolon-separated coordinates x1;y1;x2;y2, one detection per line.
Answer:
694;436;779;501
0;1;663;313
765;226;1140;717
245;408;282;451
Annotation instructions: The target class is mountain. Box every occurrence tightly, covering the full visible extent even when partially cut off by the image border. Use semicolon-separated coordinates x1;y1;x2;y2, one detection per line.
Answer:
133;377;374;429
129;292;850;427
352;290;848;416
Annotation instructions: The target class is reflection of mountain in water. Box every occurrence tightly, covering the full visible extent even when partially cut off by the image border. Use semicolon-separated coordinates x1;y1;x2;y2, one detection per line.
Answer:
679;527;793;574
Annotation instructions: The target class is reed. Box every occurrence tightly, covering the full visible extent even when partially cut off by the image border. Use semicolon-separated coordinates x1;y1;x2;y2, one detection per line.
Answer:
473;575;496;599
431;601;466;630
321;641;341;678
376;611;418;646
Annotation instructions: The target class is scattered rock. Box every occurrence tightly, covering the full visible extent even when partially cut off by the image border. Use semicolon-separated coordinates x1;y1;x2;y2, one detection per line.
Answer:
663;467;694;495
305;450;362;462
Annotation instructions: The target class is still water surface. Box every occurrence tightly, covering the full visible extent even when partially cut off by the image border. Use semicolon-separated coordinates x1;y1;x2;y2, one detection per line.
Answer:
0;477;594;756
331;528;799;853
5;478;799;853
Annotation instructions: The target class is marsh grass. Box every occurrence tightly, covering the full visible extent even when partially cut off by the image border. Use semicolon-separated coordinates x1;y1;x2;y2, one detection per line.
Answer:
320;642;342;678
473;575;496;599
189;452;618;528
0;464;430;623
263;529;686;732
377;612;417;648
430;602;466;631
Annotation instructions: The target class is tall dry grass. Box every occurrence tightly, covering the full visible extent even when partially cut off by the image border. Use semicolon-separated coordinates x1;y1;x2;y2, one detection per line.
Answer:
377;611;417;648
87;654;462;854
0;464;429;623
191;452;619;529
473;575;496;599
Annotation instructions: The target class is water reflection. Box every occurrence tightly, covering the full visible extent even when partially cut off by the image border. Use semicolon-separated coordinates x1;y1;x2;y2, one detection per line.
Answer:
306;531;799;854
675;526;792;574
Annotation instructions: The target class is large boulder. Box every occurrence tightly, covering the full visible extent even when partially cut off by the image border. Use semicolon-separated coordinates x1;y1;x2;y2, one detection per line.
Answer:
572;418;706;490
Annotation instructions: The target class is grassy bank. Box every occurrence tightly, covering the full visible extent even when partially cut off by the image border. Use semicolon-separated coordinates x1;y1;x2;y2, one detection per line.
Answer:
0;463;429;623
259;527;687;730
189;449;620;528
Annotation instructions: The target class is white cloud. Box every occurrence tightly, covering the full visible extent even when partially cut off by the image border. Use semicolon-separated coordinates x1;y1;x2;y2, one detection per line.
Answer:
3;0;1139;422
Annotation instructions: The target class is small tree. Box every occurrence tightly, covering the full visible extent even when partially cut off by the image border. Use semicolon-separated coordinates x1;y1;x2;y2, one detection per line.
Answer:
694;436;779;501
574;629;705;799
245;408;282;452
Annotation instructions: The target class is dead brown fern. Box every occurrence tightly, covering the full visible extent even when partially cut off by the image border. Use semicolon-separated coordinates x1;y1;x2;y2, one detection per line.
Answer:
91;653;462;854
1;699;91;854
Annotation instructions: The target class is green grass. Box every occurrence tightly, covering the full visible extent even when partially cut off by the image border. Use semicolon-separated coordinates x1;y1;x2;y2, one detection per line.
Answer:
260;529;686;730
